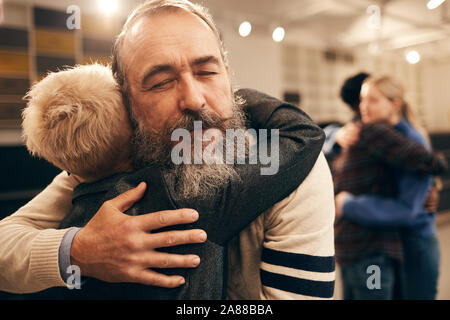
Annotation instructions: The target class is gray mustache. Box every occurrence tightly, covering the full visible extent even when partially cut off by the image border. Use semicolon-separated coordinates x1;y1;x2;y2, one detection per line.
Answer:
166;108;231;133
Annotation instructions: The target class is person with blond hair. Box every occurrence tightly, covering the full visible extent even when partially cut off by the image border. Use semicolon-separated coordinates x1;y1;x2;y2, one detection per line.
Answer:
334;75;445;300
22;63;134;184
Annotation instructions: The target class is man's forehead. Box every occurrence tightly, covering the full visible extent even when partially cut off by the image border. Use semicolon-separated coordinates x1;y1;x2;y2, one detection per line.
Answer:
122;10;223;78
124;9;216;52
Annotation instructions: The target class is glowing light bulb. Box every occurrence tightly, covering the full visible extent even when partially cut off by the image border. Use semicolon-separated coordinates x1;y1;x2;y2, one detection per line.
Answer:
427;0;446;10
406;50;420;64
98;0;118;14
272;26;285;42
239;21;252;37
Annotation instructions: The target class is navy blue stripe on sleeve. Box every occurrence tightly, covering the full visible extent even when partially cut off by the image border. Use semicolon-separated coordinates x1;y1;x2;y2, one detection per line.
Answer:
261;247;335;273
260;269;335;298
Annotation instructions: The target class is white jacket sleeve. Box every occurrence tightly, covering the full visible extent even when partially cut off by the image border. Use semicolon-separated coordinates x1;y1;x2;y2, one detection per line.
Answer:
259;153;336;299
0;171;77;293
227;153;336;300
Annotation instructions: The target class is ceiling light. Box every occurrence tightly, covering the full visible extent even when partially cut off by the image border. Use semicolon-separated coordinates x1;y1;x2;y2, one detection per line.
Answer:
427;0;446;10
98;0;118;14
272;26;285;42
406;50;420;64
239;21;252;37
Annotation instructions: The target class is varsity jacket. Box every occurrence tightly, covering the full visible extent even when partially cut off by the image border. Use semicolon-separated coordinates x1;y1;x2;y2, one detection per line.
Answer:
53;88;325;299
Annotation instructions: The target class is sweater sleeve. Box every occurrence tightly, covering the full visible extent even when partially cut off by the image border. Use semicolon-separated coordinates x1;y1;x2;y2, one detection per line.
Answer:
342;170;433;228
259;153;336;299
205;88;325;245
0;171;77;293
359;122;448;175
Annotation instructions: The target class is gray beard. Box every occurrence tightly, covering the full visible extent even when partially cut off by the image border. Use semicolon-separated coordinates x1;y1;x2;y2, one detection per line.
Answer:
130;94;247;199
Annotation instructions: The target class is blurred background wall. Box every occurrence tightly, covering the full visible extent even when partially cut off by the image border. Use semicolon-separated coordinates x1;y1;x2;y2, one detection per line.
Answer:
0;0;449;299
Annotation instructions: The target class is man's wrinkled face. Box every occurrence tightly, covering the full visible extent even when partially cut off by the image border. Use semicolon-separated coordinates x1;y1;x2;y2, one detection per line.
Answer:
123;9;234;134
120;9;246;199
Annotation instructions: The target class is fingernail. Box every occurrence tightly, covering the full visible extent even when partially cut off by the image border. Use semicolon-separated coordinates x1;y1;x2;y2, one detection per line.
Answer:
198;231;207;241
178;277;185;285
191;210;198;220
192;256;200;266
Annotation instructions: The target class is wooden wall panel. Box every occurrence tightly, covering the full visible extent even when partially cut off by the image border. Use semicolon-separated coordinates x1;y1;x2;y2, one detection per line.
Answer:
35;55;75;75
82;14;121;38
35;29;76;56
0;52;29;75
1;3;28;29
0;102;25;120
82;37;113;56
0;78;29;96
0;28;29;49
0;5;121;128
33;7;68;31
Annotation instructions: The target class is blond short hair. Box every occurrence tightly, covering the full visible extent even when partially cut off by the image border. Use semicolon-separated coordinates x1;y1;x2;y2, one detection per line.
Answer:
22;63;132;182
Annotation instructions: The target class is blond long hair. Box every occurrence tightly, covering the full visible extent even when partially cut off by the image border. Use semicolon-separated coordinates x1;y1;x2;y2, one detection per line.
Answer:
363;75;429;141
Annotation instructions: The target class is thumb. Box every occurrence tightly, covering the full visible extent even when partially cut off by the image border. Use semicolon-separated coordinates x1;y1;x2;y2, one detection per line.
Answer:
109;182;147;212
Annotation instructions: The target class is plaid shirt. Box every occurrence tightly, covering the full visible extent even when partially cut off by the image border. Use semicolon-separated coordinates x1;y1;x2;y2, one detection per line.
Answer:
332;120;447;266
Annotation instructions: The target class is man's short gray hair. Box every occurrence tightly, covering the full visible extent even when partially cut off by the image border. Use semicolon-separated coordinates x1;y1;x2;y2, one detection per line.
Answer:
111;0;227;99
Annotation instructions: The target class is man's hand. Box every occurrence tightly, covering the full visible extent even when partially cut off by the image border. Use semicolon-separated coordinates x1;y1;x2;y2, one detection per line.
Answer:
335;122;361;149
335;191;349;219
70;182;207;288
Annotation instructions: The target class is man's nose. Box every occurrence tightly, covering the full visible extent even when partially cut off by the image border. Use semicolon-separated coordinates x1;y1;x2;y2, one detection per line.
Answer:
178;75;206;112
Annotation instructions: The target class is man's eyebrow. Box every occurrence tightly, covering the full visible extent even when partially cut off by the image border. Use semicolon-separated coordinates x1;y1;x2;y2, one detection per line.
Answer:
141;64;174;86
191;55;220;67
141;56;220;86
